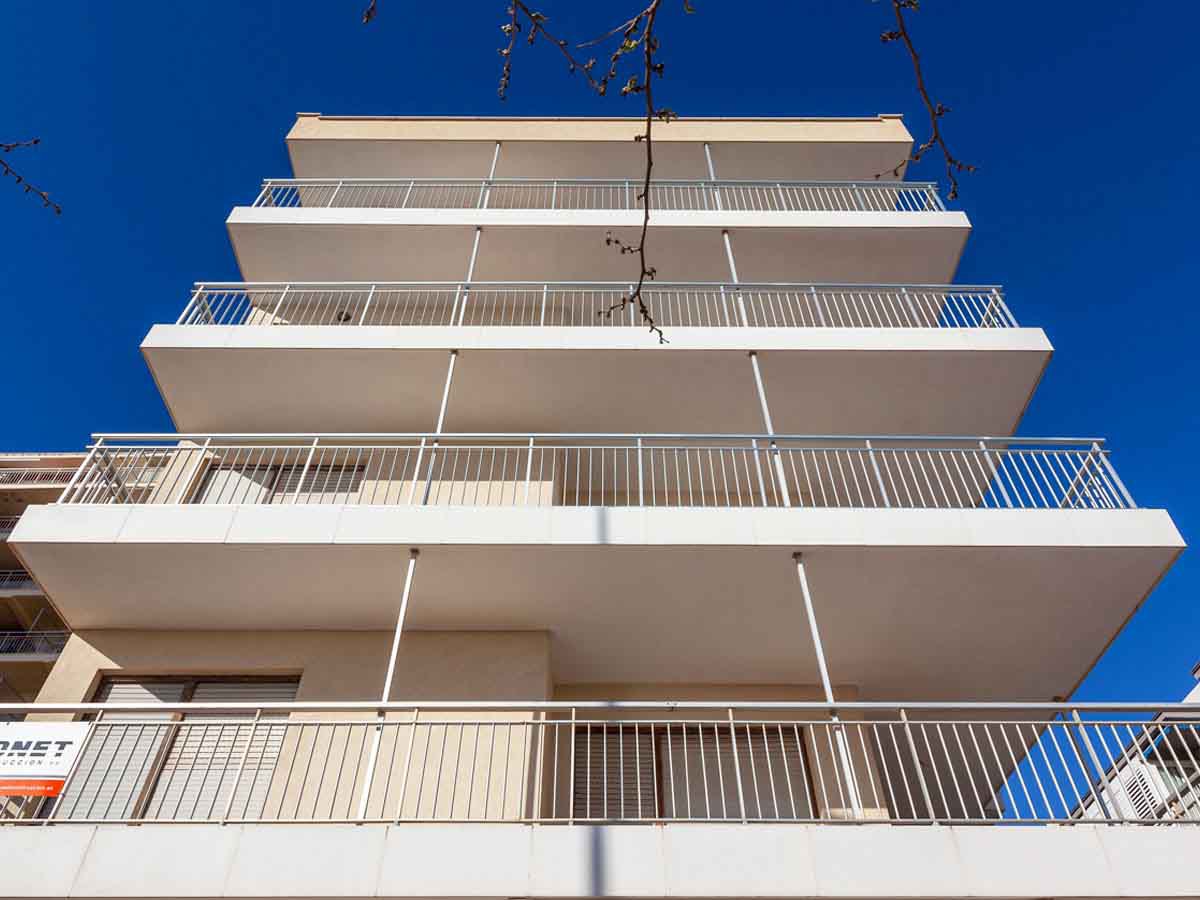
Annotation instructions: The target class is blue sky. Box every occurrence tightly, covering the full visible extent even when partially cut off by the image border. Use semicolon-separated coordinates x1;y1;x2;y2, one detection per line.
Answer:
2;2;1197;701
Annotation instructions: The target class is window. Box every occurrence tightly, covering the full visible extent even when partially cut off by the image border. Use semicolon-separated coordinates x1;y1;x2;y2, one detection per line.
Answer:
572;722;815;821
52;677;298;821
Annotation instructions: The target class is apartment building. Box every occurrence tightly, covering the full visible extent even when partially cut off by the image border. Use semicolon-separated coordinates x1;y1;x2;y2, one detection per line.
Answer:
0;114;1194;898
0;454;78;706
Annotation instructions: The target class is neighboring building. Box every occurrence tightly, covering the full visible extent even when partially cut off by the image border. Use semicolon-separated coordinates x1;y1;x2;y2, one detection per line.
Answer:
0;454;78;707
0;115;1194;898
1077;665;1200;822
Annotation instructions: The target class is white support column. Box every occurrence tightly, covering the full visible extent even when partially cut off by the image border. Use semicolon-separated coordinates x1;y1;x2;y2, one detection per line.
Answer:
749;351;791;507
415;350;458;505
358;548;420;820
793;552;862;817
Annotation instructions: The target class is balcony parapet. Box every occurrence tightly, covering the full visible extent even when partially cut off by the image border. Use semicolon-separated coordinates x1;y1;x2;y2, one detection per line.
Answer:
177;281;1017;330
0;630;68;656
0;468;74;489
0;700;1195;825
0;570;39;594
252;177;946;213
59;434;1133;512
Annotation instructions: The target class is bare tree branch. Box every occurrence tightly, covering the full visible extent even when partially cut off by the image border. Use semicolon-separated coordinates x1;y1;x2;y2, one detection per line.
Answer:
878;0;975;200
1;138;61;215
368;0;679;342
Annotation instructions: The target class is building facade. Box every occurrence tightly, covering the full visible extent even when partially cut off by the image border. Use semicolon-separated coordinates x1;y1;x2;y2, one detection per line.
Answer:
0;453;79;707
1;114;1195;897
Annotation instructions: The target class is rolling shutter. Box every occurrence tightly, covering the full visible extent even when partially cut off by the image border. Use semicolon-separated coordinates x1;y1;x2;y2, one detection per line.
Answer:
142;681;298;821
53;681;186;820
53;679;297;821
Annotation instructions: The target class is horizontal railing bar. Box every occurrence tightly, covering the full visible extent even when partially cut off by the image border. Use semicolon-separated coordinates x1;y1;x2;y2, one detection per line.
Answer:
189;280;1004;291
4;701;1195;714
87;433;1106;445
259;177;942;188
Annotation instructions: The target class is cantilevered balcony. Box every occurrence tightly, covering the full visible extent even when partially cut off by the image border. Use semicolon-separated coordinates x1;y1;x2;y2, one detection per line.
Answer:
4;699;1196;827
10;434;1182;700
0;629;68;659
227;178;970;284
0;570;40;597
0;468;73;489
142;281;1049;434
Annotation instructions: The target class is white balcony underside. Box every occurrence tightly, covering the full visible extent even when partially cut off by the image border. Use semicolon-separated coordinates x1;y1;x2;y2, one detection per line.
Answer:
141;325;1051;434
227;209;970;284
12;505;1182;700
5;822;1197;899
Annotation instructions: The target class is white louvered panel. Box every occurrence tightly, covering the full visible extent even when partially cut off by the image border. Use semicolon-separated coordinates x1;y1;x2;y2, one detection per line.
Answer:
54;682;186;820
572;724;657;819
661;724;812;821
271;464;365;503
142;681;298;821
1120;763;1161;819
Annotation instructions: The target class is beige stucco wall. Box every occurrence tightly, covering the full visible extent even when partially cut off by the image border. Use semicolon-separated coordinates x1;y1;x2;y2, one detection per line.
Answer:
37;629;552;703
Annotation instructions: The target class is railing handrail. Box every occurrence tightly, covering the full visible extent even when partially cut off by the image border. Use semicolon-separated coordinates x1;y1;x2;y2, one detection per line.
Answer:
189;279;1005;291
86;432;1106;446
2;700;1197;715
260;176;942;189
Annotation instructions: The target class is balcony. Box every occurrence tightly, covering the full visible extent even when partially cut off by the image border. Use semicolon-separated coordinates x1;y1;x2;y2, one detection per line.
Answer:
0;468;73;489
0;699;1195;899
0;516;18;539
143;281;1049;434
227;178;970;284
285;113;919;183
0;629;68;659
0;570;39;597
10;434;1182;701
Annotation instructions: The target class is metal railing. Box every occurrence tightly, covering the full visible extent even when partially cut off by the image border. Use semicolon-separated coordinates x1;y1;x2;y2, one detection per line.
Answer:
177;282;1017;330
58;434;1134;511
0;631;69;655
1;701;1195;825
252;178;945;213
0;468;74;487
0;515;19;536
0;570;38;592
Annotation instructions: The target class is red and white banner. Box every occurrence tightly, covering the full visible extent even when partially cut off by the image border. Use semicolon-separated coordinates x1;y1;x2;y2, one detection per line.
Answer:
0;722;90;797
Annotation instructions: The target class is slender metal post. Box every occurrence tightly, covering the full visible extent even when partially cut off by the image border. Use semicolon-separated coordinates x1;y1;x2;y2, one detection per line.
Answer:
358;549;420;820
703;142;723;212
326;181;342;208
794;553;861;817
900;286;922;327
358;285;377;326
727;707;749;822
1071;708;1121;822
1097;444;1136;509
57;440;102;504
810;285;827;327
290;438;318;505
478;141;501;209
421;351;458;505
539;283;548;326
978;439;1014;508
866;440;891;508
270;285;291;323
636;437;645;507
899;708;936;821
750;352;791;507
221;709;262;823
721;231;749;326
523;437;535;505
178;285;204;325
454;228;483;326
